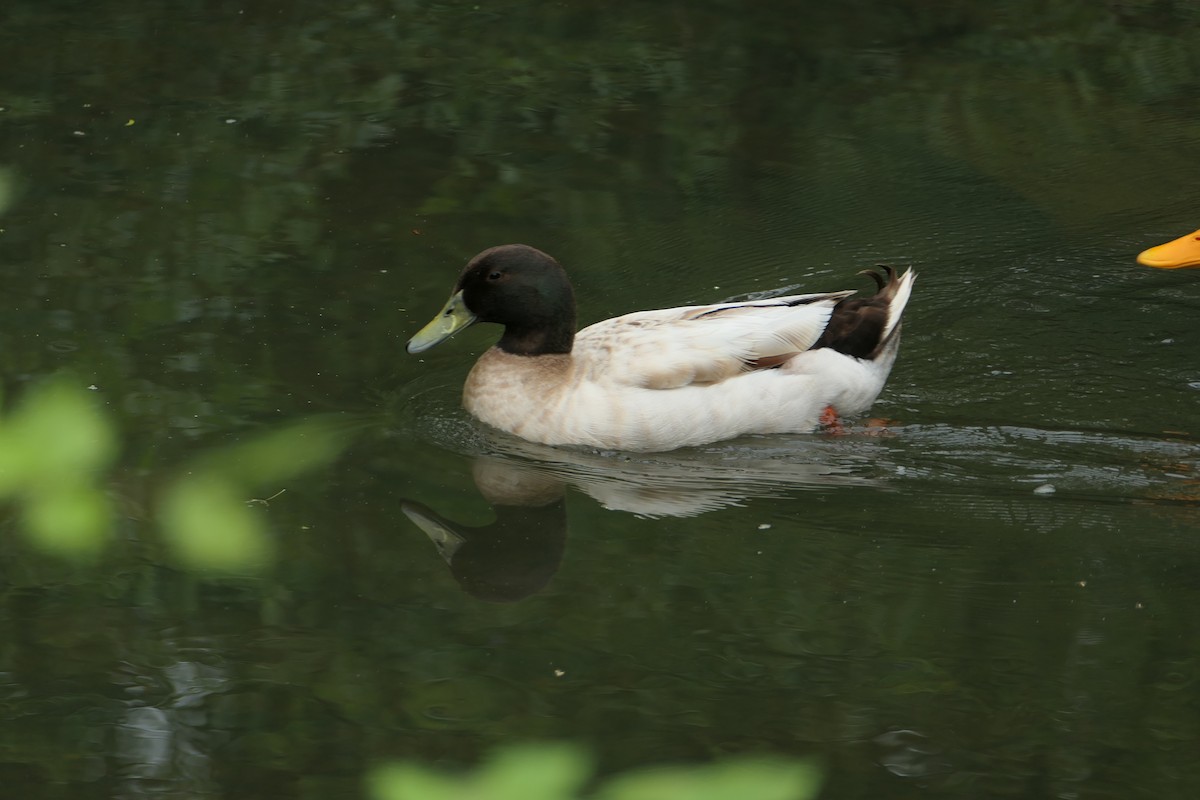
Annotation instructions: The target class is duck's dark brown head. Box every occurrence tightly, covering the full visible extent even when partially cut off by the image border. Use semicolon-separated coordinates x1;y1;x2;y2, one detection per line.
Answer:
407;244;577;356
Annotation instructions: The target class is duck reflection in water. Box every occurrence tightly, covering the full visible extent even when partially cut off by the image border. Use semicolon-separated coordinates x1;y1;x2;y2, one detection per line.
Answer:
403;457;568;603
403;437;882;601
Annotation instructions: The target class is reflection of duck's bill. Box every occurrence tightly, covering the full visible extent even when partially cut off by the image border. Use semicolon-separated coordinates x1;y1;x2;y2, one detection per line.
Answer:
1137;228;1200;269
402;502;465;562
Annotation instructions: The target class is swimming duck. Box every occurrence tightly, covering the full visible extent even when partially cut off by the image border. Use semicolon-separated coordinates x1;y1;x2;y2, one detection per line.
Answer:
1137;228;1200;269
407;244;916;452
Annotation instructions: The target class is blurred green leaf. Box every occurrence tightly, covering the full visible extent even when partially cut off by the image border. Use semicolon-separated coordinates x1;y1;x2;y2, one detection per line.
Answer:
1;379;349;571
369;763;461;800
0;429;22;497
158;416;349;572
196;418;351;486
159;475;273;573
473;743;592;800
370;747;819;800
598;758;822;800
7;379;117;487
0;378;118;558
369;745;591;800
21;483;112;559
0;166;14;216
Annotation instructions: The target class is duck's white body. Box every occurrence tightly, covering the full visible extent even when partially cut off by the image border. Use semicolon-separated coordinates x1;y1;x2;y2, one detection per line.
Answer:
462;277;914;452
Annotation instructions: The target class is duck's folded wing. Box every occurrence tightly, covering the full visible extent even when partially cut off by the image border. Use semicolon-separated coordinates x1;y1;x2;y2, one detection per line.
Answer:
573;291;854;389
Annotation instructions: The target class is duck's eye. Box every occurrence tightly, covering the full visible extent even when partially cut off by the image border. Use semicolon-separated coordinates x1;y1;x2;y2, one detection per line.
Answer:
487;271;503;281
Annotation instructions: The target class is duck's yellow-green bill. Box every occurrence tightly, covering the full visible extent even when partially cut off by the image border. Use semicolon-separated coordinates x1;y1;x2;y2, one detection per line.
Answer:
1137;228;1200;269
407;292;477;353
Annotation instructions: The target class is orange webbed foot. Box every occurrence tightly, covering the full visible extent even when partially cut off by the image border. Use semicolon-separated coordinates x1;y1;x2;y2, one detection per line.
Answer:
819;404;847;436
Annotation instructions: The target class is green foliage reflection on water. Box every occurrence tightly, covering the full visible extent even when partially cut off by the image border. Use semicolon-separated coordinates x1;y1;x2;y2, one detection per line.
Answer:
3;377;348;572
371;744;821;800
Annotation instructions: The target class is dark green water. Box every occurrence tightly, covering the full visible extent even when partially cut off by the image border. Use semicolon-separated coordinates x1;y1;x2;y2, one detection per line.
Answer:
4;0;1200;797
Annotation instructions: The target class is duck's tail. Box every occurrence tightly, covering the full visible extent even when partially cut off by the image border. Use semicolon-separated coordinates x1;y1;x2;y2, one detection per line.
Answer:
813;266;916;360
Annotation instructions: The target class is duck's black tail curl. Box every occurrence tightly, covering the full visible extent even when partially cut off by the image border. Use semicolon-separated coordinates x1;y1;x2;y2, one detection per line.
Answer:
813;265;914;360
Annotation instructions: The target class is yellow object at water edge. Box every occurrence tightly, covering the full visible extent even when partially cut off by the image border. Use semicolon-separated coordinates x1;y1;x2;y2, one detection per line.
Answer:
1137;228;1200;269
